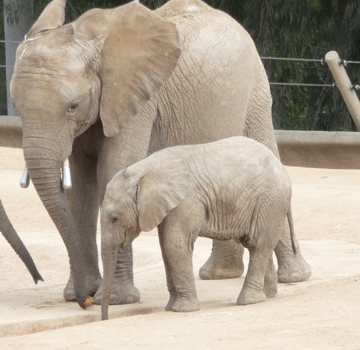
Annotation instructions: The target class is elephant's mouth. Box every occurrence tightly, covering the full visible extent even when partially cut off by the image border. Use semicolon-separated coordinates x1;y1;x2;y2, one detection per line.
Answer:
121;232;134;248
121;230;139;248
20;158;72;191
121;234;130;248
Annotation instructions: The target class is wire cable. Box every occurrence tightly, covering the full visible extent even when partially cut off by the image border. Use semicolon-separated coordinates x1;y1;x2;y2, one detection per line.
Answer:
261;56;360;65
66;0;80;18
0;40;21;44
0;50;357;87
261;56;325;64
269;82;336;87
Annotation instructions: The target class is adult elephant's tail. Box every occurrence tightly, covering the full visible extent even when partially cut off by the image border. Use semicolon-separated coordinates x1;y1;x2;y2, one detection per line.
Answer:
0;200;44;284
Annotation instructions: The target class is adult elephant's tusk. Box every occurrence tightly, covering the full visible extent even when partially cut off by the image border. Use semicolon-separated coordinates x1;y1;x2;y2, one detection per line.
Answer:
62;158;72;191
20;166;30;188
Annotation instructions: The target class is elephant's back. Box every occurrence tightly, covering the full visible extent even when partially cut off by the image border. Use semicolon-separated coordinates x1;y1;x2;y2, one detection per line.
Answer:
151;1;265;149
199;137;290;190
156;0;257;62
156;0;252;37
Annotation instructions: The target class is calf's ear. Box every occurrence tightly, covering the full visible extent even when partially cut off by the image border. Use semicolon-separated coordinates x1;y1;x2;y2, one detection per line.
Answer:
136;156;189;232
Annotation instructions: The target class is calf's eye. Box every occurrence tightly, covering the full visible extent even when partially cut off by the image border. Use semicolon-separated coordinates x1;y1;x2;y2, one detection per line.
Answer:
68;104;79;112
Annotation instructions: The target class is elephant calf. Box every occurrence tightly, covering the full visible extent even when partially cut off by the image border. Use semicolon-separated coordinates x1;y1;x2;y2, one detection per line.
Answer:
100;136;296;320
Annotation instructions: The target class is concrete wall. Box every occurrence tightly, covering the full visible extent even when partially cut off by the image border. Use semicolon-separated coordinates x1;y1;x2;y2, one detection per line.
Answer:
0;116;22;148
1;116;359;169
275;130;360;169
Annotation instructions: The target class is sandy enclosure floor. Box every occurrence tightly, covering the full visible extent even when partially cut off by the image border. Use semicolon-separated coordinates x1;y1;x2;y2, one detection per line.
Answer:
0;146;359;349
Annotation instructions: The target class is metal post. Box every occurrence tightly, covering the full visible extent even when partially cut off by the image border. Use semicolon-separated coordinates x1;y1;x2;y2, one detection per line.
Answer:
325;51;360;131
3;0;33;116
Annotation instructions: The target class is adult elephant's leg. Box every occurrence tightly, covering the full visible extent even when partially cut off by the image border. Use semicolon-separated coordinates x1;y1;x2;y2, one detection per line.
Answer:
94;108;155;304
275;221;311;282
200;79;311;282
199;240;244;280
244;83;311;283
94;244;140;305
63;133;102;300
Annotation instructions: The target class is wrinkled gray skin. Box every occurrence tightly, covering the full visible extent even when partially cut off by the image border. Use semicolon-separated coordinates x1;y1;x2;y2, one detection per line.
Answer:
10;0;310;309
101;137;296;319
0;199;43;284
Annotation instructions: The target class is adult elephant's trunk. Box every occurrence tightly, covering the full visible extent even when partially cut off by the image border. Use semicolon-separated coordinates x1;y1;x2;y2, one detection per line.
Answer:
23;136;90;308
101;229;121;320
0;200;44;284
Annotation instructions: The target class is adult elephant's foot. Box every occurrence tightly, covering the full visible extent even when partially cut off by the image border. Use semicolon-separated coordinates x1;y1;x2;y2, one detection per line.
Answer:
93;280;140;305
199;239;244;280
93;244;140;304
275;239;311;283
63;273;102;302
277;252;311;283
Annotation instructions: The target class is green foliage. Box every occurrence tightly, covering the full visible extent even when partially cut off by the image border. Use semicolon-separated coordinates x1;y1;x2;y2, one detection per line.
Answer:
2;0;360;130
213;0;360;131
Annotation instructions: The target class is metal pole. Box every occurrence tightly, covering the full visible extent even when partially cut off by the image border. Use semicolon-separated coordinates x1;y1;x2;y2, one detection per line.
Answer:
3;0;33;117
325;51;360;131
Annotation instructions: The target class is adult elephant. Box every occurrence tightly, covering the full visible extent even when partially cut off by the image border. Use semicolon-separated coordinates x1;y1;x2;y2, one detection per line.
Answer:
0;199;43;284
10;0;310;308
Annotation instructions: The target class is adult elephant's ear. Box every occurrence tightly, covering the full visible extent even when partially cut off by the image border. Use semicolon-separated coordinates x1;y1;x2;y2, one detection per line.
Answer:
81;2;180;137
26;0;66;39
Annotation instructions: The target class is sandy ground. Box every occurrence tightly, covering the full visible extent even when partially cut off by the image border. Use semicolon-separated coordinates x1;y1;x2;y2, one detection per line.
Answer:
0;146;359;349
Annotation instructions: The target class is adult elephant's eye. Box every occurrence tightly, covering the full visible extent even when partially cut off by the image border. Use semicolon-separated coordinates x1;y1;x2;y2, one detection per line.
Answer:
68;103;79;112
111;214;119;224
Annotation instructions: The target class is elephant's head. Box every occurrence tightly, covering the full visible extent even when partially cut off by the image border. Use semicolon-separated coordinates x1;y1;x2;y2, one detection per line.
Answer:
10;0;180;308
100;151;189;319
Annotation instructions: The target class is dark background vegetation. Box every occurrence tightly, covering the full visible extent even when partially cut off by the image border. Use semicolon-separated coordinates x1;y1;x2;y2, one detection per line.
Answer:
1;0;360;130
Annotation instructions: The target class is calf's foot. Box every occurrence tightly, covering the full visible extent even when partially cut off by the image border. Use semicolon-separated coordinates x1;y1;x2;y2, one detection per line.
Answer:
165;292;178;311
171;294;200;312
264;285;277;299
237;286;267;305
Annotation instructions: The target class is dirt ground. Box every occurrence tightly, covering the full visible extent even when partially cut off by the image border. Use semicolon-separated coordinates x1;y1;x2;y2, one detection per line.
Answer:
0;146;359;349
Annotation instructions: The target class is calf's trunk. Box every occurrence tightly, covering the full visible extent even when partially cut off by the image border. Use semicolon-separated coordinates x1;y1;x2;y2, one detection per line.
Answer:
101;229;121;320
